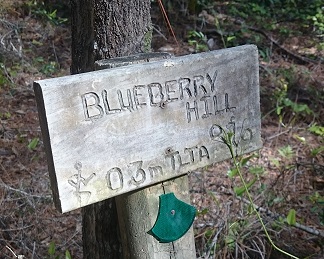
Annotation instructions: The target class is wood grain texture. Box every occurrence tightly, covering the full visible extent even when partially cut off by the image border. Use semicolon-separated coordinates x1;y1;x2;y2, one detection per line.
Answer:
34;45;262;213
116;175;195;259
95;52;172;70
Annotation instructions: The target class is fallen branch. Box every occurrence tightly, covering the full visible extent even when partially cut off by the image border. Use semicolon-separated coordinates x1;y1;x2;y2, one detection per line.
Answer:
241;24;321;65
0;180;52;200
199;11;323;65
204;222;225;258
237;196;324;238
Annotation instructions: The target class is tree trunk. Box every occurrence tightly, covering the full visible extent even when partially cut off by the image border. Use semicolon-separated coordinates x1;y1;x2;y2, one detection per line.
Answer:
94;0;152;60
70;1;152;258
70;0;95;74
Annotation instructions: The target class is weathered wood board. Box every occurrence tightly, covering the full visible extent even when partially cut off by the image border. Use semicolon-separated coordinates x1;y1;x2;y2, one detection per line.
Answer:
34;45;262;213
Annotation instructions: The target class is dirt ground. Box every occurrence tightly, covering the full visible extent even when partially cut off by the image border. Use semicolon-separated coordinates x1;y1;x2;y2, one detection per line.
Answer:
0;1;323;258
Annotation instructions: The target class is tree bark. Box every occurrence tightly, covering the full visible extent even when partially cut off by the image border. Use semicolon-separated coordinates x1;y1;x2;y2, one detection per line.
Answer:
94;0;152;60
70;0;95;74
70;1;152;258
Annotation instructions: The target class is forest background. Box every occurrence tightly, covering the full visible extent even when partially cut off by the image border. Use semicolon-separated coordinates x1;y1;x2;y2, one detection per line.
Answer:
0;0;323;258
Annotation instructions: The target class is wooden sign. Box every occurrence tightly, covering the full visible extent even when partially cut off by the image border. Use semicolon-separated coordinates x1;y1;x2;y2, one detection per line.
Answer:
34;45;262;213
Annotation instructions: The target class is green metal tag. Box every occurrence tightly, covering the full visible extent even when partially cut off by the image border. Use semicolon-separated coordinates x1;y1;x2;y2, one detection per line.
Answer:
148;192;196;243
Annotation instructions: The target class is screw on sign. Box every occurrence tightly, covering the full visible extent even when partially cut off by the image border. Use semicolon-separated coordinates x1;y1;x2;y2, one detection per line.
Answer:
148;192;196;243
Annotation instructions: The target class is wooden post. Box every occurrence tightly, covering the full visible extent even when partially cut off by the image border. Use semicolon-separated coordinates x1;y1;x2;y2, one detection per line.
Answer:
69;0;197;256
95;53;196;258
116;176;195;258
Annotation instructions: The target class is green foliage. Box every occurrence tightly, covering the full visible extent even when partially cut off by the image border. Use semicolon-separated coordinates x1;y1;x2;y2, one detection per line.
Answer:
271;145;296;171
308;124;324;156
278;145;294;160
218;126;299;259
187;30;208;52
48;241;72;259
286;209;296;226
48;241;56;257
33;57;59;76
65;250;72;259
228;154;264;177
0;62;17;88
34;8;67;25
309;191;324;204
282;98;313;115
28;138;39;150
273;76;314;126
259;48;272;62
311;146;324;156
196;0;214;9
0;111;11;119
25;0;68;25
224;222;239;251
234;178;257;196
308;6;324;35
249;3;268;16
41;61;59;76
310;146;324;157
309;192;324;225
223;0;324;59
0;63;10;87
184;0;215;14
309;123;324;136
196;207;209;216
229;0;323;33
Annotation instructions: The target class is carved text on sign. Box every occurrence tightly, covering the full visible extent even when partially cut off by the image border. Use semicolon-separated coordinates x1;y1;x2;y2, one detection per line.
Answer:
69;116;253;201
81;70;236;123
34;45;261;212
